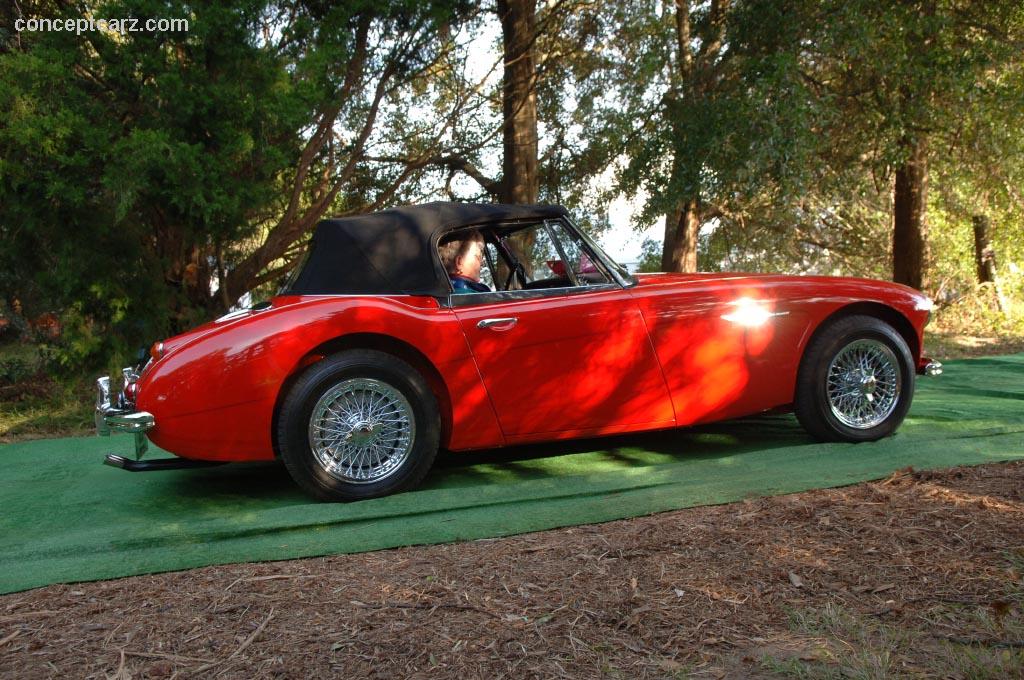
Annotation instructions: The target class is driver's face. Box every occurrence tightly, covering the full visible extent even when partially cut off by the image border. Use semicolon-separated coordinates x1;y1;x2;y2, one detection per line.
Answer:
455;241;484;281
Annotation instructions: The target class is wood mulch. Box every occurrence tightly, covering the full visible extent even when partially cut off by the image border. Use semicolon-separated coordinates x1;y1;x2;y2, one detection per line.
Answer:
1;460;1022;679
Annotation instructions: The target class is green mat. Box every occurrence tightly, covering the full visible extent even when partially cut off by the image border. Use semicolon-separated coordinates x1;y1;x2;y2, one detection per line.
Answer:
2;355;1023;594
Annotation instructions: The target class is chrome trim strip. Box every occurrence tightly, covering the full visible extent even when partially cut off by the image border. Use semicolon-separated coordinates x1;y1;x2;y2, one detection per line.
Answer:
95;376;113;435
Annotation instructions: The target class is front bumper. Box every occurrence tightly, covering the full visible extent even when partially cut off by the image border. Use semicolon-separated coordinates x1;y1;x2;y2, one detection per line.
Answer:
96;373;154;459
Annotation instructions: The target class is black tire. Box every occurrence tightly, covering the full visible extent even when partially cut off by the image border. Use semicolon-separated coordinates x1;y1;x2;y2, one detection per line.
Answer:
794;314;915;442
276;350;440;501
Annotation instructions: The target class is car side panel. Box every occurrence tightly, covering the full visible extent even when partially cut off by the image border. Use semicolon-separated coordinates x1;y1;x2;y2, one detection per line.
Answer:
453;287;676;437
629;273;930;426
135;296;504;462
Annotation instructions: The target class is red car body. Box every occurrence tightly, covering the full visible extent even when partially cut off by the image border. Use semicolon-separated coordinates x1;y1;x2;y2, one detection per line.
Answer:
95;202;938;501
135;271;932;463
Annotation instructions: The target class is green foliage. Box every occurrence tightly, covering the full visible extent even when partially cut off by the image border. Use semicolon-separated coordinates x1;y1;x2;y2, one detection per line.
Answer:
2;0;1022;386
564;0;1023;286
1;0;467;371
0;356;35;385
635;238;662;273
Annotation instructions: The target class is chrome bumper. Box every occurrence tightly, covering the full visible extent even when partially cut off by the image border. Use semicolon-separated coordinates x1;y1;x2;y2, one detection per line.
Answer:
922;360;942;377
96;373;154;459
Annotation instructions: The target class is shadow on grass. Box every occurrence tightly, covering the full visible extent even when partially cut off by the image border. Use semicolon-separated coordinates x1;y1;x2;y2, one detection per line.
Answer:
427;413;809;488
158;460;303;505
158;413;813;502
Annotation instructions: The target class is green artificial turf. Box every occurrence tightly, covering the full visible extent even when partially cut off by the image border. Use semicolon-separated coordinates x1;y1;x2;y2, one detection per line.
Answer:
1;355;1022;594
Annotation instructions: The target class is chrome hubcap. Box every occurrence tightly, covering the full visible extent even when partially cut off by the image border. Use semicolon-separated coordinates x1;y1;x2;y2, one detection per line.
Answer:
826;339;901;429
308;378;415;484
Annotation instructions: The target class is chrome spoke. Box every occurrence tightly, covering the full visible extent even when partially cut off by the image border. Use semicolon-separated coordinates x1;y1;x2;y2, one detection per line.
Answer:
307;378;416;484
826;339;902;429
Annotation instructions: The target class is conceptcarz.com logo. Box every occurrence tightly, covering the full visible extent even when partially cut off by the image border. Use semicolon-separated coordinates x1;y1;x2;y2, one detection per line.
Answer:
15;16;190;35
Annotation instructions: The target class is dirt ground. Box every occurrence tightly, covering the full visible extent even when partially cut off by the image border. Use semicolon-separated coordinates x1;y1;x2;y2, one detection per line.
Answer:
1;460;1022;679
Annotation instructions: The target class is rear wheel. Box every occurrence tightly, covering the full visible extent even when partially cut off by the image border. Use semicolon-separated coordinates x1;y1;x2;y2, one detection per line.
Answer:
795;315;915;442
277;350;440;501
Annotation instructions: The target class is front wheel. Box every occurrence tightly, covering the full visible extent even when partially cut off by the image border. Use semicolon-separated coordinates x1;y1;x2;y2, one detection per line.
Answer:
795;315;915;442
276;350;440;501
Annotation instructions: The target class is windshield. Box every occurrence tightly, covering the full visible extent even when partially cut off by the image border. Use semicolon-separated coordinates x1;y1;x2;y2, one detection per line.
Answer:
566;216;637;286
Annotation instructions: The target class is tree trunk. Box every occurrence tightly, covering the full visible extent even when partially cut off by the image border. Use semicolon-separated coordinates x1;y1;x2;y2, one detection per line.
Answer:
892;136;928;289
661;200;700;272
972;214;996;284
497;0;538;205
658;0;701;274
971;213;1008;314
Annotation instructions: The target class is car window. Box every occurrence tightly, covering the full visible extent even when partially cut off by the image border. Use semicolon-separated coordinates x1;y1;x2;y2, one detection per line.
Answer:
443;219;614;302
519;222;562;283
492;220;612;290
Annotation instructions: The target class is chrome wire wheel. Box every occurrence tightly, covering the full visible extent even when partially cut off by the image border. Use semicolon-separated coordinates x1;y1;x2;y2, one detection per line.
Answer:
826;339;902;429
307;378;416;484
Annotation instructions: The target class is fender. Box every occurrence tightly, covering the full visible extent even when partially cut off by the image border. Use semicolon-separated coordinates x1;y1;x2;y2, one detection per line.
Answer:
628;273;930;426
135;295;504;461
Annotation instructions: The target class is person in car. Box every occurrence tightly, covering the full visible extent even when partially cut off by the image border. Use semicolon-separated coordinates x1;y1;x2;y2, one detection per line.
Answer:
439;230;491;293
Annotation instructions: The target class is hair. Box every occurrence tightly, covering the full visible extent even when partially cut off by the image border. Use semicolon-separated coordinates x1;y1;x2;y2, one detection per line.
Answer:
438;230;485;274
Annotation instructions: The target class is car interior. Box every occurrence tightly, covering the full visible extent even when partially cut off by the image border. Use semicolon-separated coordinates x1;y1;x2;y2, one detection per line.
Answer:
440;219;613;294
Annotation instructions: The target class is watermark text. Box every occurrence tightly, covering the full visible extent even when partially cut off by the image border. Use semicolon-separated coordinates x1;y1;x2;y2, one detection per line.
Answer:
14;17;190;35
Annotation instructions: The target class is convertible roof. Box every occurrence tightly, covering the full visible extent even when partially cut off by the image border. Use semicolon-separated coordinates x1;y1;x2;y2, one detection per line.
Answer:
284;201;568;297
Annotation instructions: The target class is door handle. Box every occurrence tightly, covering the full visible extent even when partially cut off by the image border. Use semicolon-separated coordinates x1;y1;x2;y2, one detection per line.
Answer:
477;317;518;330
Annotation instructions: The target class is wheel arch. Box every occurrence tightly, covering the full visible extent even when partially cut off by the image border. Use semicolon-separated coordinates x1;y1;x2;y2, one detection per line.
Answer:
801;301;921;370
271;333;454;457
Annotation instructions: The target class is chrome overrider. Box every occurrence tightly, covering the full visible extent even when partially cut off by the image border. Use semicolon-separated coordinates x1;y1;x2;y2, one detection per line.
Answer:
95;366;154;460
923;361;943;376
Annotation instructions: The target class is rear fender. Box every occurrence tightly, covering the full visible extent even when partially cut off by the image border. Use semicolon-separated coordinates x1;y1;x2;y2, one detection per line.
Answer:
136;296;503;461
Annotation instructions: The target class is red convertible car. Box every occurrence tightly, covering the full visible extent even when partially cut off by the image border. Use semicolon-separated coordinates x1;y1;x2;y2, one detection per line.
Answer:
97;202;941;501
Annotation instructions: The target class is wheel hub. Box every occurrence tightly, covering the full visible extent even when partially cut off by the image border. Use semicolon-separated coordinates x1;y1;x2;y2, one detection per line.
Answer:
346;421;380;446
826;339;901;429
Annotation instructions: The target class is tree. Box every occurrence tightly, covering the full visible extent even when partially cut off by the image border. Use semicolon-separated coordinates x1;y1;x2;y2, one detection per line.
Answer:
1;0;470;361
780;0;1024;288
569;0;825;273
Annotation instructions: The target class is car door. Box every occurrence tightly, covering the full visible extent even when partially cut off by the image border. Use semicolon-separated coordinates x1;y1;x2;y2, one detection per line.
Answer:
451;220;675;440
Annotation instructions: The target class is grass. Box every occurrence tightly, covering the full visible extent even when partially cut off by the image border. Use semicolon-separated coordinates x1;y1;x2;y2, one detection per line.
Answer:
926;330;1024;360
0;341;94;441
759;553;1024;679
928;284;1024;359
0;382;94;441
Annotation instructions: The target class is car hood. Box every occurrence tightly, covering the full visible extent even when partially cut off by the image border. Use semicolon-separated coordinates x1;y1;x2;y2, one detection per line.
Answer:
632;271;925;297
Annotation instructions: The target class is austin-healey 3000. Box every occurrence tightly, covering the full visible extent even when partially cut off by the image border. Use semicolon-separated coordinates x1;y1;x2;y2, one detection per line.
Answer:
96;202;941;501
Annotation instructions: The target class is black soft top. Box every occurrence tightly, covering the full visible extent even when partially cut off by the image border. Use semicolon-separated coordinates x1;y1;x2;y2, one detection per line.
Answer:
284;201;568;297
